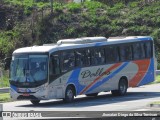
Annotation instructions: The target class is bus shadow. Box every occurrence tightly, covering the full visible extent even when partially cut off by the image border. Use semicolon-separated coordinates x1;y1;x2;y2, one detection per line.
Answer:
17;91;160;108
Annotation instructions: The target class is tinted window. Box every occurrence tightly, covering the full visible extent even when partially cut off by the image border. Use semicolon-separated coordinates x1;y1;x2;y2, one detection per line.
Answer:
133;43;145;60
75;50;85;67
145;42;152;58
50;54;60;76
106;46;119;63
91;48;105;65
62;51;75;72
120;45;132;61
85;49;91;66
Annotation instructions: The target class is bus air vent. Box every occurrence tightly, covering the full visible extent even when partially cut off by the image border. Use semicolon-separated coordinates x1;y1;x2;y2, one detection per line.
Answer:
57;37;107;45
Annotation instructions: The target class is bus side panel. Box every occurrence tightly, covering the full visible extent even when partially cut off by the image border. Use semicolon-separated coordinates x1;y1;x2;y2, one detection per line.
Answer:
129;58;154;87
48;72;73;99
48;58;154;99
137;58;155;86
77;63;123;95
78;63;124;94
78;61;138;94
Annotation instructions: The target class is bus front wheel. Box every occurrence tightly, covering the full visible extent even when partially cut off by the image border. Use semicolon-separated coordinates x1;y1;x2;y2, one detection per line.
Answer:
111;79;128;96
63;86;74;103
30;100;40;105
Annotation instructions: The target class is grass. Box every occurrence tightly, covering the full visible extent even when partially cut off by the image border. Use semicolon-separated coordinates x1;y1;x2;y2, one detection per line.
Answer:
150;101;160;106
152;101;160;104
151;101;160;105
0;71;9;88
0;78;9;88
0;93;11;103
154;75;160;83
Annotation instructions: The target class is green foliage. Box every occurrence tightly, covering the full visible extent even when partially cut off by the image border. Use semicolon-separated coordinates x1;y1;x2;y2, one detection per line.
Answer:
84;1;105;12
1;0;160;66
0;93;11;103
66;2;81;13
54;2;64;13
0;32;15;58
129;1;139;8
0;70;9;88
154;75;160;84
4;0;50;16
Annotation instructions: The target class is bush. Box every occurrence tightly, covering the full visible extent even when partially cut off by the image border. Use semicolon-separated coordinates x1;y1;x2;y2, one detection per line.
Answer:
0;32;14;59
2;0;160;67
66;3;81;13
129;1;139;8
0;71;9;88
84;1;104;11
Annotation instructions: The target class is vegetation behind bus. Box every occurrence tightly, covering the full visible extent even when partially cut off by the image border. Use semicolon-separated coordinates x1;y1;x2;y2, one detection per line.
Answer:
0;67;9;88
0;93;11;103
0;0;160;69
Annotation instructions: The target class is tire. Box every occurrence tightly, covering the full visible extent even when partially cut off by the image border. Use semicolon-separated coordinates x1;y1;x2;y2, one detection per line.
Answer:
30;100;40;105
63;86;75;103
111;79;128;96
86;93;98;97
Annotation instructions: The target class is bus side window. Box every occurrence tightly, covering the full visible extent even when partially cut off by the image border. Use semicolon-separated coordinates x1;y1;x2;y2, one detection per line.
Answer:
140;43;145;58
85;49;91;66
120;45;132;61
50;54;60;76
126;45;132;60
145;42;152;58
106;46;119;63
91;48;105;65
75;50;85;67
62;51;75;72
133;43;145;60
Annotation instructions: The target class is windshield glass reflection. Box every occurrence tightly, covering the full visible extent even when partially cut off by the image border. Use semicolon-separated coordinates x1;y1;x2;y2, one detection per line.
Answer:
10;54;48;83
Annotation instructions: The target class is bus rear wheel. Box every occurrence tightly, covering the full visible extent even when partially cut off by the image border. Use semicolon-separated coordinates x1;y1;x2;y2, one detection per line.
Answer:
30;100;40;105
111;79;128;96
63;86;74;103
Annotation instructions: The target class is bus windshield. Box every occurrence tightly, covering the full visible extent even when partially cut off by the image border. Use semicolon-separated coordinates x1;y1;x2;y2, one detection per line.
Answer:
10;54;48;83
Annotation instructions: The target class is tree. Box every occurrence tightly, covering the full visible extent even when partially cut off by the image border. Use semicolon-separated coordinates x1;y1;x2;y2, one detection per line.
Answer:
50;0;53;14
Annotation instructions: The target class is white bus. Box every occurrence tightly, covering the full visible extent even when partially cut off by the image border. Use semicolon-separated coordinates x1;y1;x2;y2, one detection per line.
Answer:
9;36;156;105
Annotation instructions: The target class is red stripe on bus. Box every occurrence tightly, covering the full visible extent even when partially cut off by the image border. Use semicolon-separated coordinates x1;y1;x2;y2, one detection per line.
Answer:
129;59;150;87
80;63;122;95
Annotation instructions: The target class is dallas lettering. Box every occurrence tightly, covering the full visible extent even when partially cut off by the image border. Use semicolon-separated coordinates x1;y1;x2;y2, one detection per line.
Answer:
81;68;110;79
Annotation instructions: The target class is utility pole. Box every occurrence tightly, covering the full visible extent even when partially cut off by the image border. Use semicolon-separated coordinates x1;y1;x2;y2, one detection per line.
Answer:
50;0;53;14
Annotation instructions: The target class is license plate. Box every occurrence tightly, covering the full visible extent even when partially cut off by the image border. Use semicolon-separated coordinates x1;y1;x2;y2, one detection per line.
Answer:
22;93;30;96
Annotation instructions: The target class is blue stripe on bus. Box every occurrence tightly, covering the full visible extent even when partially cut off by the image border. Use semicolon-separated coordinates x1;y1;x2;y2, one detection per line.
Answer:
137;37;152;41
67;68;85;95
138;58;154;86
10;85;17;92
86;62;129;94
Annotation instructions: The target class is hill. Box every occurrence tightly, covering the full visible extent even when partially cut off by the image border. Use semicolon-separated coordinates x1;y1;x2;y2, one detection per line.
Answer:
0;0;160;67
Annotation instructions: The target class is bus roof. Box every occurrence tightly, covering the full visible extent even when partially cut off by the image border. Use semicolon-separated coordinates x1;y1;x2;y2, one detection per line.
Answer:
13;36;152;54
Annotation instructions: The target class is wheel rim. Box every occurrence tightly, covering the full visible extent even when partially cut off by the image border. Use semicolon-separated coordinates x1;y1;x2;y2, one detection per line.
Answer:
67;89;73;100
120;82;126;94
